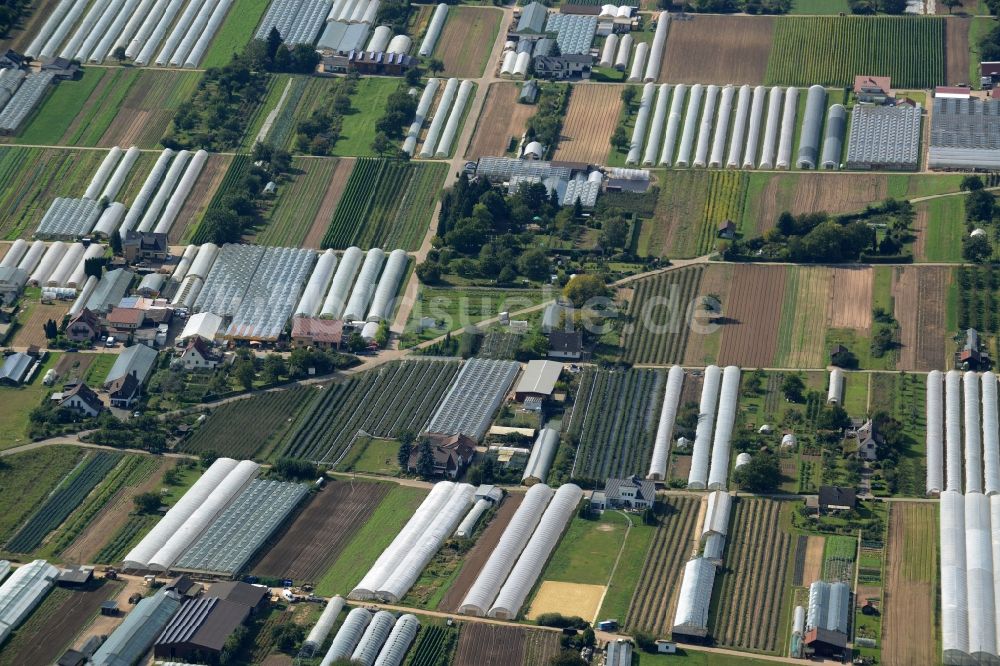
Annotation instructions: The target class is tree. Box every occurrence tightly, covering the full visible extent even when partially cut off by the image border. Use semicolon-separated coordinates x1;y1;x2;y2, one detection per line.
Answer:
416;439;435;478
563;274;611;308
273;457;318;480
133;491;161;514
270;623;305;651
84;256;104;280
600;217;629;249
266;26;283;61
549;652;588;665
109;230;122;256
398;439;413;470
941;0;962;11
782;373;805;402
43;318;57;340
405;67;422;86
620;86;637;108
371;131;392;157
428;58;445;74
262;354;286;384
517;247;550;281
416;260;441;284
962;175;985;191
963;234;992;263
731;452;781;492
610;126;629;152
235;360;256;390
112;46;127;64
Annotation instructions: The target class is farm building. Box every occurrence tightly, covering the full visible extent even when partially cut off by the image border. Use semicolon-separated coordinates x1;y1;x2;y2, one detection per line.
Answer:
845;104;921;170
600;475;656;510
0;559;59;645
929;98;1000;170
514;360;563;400
548;330;583;360
818;486;856;512
522;427;559;484
853;75;893;105
545;13;597;54
407;433;476;478
107;307;145;333
104;343;158;408
177;338;222;371
427;358;521;440
154;596;253;662
513;2;548;38
605;639;633;666
290;317;344;349
0;266;26;305
982;62;1000;88
85;269;134;314
805;581;850;657
0;352;34;386
90;589;182;666
176;312;222;344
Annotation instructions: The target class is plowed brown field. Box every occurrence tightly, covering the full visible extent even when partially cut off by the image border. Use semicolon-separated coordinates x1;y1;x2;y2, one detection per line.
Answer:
454;623;560;666
435;7;503;78
893;266;950;371
748;173;889;235
465;83;536;160
718;264;786;367
553;84;621;165
883;503;936;666
169;154;232;243
827;267;873;331
944;17;970;87
660;15;773;85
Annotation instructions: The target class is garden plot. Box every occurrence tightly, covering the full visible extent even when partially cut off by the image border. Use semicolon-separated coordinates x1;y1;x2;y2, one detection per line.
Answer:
661;15;774;85
553;84;622;165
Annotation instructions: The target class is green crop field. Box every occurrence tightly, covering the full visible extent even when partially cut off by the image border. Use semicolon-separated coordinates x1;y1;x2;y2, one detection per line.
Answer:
315;484;428;596
94;514;158;565
620;266;707;365
201;0;272;68
916;196;965;262
321;158;447;250
257;156;340;247
541;512;632;586
0;446;84;544
191;153;252;244
766;17;945;88
0;353;60;445
15;68;107;144
408;625;459;666
334;77;401;156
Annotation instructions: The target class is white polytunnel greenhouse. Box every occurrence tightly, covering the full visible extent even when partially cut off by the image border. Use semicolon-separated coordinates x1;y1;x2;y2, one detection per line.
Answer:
966;492;996;659
172;274;202;310
946;369;963;493
44;242;84;287
648;365;683;480
29;241;66;286
940;490;968;663
123;457;239;569
820;103;847;170
806;581;849;634
302;595;346;657
0;72;53;133
67;244;105;289
709;85;735;168
643;12;668;82
0;559;59;645
523;427;559;484
672;557;716;637
693;84;719;168
741;85;766;169
296;249;338;317
707;365;740;490
726;85;751;169
375;483;475;602
84;147;123;200
426;359;520;440
927;370;944;495
983;372;1000;495
459;483;555;616
367;25;392;52
827;368;843;405
455;498;491;539
627;42;648;83
642;84;669;167
796;85;827;169
758;87;783;170
735;452;751;469
965;371;983;494
0;560;9;583
187;242;219;280
16;240;46;276
420;78;459;158
0;239;26;269
321;246;364;318
170;244;199;284
659;84;686;166
688;365;721;489
488;483;582;619
614;33;632;71
600;34;617;68
154;149;208;235
626;83;655;166
512;51;530;79
702;491;732;539
344;248;386;321
436;79;474;158
402;78;439;156
68;276;98;317
500;50;516;76
119;149;174;238
374;613;420;666
147;459;260;572
418;3;447;57
101;146;141;201
352;482;457;600
352;610;396;666
34;198;102;239
92;202;127;238
137;150;191;233
322;607;372;666
675;83;703;168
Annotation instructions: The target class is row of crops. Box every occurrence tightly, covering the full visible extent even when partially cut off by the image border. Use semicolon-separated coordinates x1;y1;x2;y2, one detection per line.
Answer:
180;387;319;460
407;624;458;666
621;265;706;365
6;452;123;553
477;332;520;360
765;17;944;89
321;158;447;251
190;153;252;244
823;534;858;582
282;359;462;464
712;498;790;653
94;514;158;565
568;367;665;482
700;172;748;253
957;265;1000;335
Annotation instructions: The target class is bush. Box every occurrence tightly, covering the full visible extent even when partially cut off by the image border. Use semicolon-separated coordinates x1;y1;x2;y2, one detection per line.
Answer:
535;613;590;629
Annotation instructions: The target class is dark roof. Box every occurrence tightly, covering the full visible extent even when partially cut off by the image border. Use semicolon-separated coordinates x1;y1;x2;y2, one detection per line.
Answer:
58;565;94;584
123;230;168;252
60;383;103;413
983;62;1000;76
605;475;656;502
410;434;476;471
185;337;220;361
560;3;601;14
818;485;856;508
206;581;268;609
155;596;249;652
718;219;736;231
106;373;140;400
804;626;849;649
534;54;594;72
291;317;344;344
167;574;201;597
548;330;583;352
57;650;87;666
68;308;99;329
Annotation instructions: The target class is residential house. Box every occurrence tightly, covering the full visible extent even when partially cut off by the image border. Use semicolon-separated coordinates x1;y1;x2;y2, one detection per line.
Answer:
818;485;856;512
106;307;145;335
290;317;343;350
122;231;168;264
178;337;222;371
0;266;27;305
59;383;104;417
853;419;879;461
103;343;158;408
547;331;583;360
408;433;477;478
956;328;990;370
66;308;101;343
604;475;656;510
853;75;893;104
533;54;593;80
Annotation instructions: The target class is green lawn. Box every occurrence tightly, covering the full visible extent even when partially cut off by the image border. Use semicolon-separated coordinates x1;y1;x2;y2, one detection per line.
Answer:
597;516;656;623
17;69;107;144
200;0;271;69
917;196;965;262
337;437;401;477
840;371;868;415
541;512;631;586
0;352;59;450
84;354;117;386
636;648;793;665
788;0;851;13
886;173;965;199
333;78;403;157
315;484;427;596
0;445;84;541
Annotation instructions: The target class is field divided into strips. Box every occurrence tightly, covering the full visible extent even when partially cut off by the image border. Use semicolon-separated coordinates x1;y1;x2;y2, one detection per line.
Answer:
262;77;308;151
621;266;706;365
892;266;951;372
170;153;234;244
191;154;251;243
553;84;622;165
180;387;319;460
712;498;791;653
765;17;945;88
883;503;937;666
719;264;786;368
435;7;504;78
6;452;122;553
661;15;774;85
625;496;701;635
465;83;536;160
568;368;665;482
409;625;459;666
98;70;202;148
254;479;391;581
94;514;158;565
0;147;106;239
257;157;340;247
200;0;272;68
0;446;84;542
773;267;830;369
321;158;447;250
282;360;461;464
453;623;561;666
643;172;748;259
13;68;106;144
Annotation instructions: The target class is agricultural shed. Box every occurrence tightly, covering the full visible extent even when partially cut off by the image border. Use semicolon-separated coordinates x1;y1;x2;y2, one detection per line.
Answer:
0;559;59;644
820;104;847;170
291;317;344;349
845;104;921;171
318;21;370;53
90;589;182;666
701;491;731;540
105;342;157;388
796;85;827;169
0;352;34;386
85;268;134;314
605;639;633;666
515;360;563;400
515;2;548;35
672;557;716;638
542;14;596;54
0;266;26;305
153;596;251;661
428;359;521;440
806;580;850;638
177;312;222;344
520;79;539;103
827;368;843;404
929;98;1000;170
522;427;559;484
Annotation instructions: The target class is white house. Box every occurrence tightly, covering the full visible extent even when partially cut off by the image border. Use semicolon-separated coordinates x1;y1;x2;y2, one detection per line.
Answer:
177;338;221;371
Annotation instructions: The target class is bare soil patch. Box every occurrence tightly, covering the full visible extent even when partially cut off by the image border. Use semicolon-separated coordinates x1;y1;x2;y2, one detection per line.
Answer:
439;493;523;612
454;622;525;666
893;266;949;371
436;7;503;79
944;17;970;86
169;154;232;244
750;173;889;235
466;83;536;160
304;157;355;249
803;535;825;585
553;84;622;165
683;264;733;366
12;301;68;348
827;267;873;331
718;264;786;367
526;581;606;623
883;503;936;666
660;15;773;85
